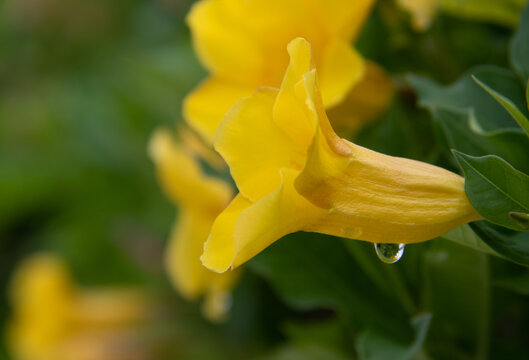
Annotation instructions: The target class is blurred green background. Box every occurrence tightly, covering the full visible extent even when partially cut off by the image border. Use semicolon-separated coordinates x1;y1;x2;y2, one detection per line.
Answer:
1;0;529;359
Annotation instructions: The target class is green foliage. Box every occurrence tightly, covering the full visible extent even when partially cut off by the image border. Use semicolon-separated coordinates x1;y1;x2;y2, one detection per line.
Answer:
453;152;529;231
356;314;431;360
470;222;529;266
511;3;529;81
410;66;527;131
248;233;411;337
473;75;529;136
441;0;528;28
430;109;529;173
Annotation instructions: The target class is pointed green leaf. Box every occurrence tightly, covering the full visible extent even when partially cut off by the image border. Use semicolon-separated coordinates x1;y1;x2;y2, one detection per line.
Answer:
511;2;529;81
470;221;529;266
510;212;529;229
441;0;527;28
453;151;529;231
473;75;529;137
410;66;528;131
432;109;529;173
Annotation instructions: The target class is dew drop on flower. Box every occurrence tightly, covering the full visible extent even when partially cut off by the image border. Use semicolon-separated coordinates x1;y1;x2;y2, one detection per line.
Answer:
374;243;405;264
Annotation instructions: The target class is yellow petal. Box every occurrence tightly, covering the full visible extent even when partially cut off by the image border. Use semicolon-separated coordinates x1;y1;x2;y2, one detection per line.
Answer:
397;0;438;31
165;210;214;299
202;268;241;322
273;38;316;151
328;61;394;137
178;125;226;171
214;87;304;202
183;77;255;144
72;289;149;328
148;128;232;213
202;170;326;272
7;254;74;360
187;0;377;125
315;0;376;40
231;168;326;269
319;40;365;108
166;209;241;319
187;0;265;84
202;194;253;273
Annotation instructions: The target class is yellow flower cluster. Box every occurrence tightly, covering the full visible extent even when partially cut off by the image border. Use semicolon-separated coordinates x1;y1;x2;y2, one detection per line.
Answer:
150;0;479;319
7;254;152;360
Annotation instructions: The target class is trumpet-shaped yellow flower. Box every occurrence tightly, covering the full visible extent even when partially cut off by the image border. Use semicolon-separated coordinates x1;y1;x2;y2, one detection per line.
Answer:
201;38;480;273
7;253;152;360
149;128;240;321
184;0;393;143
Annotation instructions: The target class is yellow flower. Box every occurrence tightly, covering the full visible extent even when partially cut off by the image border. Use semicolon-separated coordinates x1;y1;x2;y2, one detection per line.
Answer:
7;253;151;360
201;38;480;273
184;0;393;143
396;0;438;31
148;128;240;321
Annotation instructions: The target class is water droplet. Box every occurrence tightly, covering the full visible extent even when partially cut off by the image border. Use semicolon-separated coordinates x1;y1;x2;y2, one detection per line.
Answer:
374;243;405;264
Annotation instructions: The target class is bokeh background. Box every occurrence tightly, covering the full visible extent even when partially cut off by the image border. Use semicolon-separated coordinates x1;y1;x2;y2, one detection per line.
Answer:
1;0;528;359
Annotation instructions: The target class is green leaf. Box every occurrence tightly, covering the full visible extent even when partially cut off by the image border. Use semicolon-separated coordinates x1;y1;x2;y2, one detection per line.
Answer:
259;345;351;360
342;240;415;315
473;75;529;137
248;234;411;337
441;225;500;258
511;2;529;81
283;319;347;351
356;314;431;360
422;240;490;359
470;221;529;266
453;151;529;231
495;271;529;295
526;79;529;112
432;109;529;173
410;66;528;131
510;212;529;229
441;0;528;28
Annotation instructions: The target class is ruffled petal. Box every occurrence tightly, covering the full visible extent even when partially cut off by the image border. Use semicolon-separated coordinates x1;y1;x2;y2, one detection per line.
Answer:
183;77;255;144
148;128;232;213
273;38;317;151
214;87;304;202
231;168;326;269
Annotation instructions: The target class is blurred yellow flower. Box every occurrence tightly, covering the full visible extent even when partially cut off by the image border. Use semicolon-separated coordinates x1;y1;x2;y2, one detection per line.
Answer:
397;0;438;31
201;38;480;273
184;0;393;143
149;128;240;321
7;253;151;360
